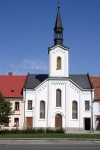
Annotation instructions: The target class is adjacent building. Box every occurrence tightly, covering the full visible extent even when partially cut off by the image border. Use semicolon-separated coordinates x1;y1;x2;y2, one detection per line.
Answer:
0;72;26;130
90;76;100;131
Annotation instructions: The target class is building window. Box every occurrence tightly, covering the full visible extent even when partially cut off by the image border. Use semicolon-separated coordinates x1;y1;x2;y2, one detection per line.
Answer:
56;89;61;107
14;118;19;127
85;101;89;110
57;57;61;70
72;101;77;119
15;102;19;110
40;101;45;119
28;100;32;110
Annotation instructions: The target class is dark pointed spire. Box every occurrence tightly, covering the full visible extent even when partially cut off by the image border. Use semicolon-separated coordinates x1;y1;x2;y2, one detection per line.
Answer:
54;4;63;45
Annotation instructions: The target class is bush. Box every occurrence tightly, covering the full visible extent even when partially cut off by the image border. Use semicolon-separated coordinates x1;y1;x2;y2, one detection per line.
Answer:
1;128;65;134
3;129;10;134
23;128;35;134
10;129;21;134
46;128;55;133
55;128;65;134
35;128;45;133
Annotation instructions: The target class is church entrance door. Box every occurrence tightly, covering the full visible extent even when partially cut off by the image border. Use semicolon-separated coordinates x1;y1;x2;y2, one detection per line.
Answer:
55;114;62;129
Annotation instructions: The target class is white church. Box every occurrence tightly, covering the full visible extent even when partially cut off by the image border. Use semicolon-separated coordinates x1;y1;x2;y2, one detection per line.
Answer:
23;6;94;131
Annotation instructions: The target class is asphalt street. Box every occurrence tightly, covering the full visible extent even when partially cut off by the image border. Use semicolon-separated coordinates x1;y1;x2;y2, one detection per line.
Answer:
0;144;100;150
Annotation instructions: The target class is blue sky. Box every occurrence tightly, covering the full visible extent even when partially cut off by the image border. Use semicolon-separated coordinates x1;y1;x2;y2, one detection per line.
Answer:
0;0;100;76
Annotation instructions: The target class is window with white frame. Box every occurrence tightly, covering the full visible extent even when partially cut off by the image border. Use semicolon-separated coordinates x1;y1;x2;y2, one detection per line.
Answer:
14;118;19;127
85;101;89;110
28;100;32;110
15;102;19;110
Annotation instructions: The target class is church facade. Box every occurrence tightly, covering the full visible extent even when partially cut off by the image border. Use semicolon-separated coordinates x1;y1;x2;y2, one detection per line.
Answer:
1;6;100;131
23;7;94;131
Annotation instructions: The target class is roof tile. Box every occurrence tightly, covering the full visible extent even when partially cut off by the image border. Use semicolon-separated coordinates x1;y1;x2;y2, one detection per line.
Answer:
0;74;26;98
90;76;100;100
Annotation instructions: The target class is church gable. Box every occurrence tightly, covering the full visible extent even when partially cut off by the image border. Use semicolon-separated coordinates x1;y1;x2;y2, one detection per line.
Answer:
49;46;67;55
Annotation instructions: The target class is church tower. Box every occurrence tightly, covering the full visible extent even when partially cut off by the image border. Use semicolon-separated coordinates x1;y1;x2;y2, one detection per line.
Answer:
48;6;69;77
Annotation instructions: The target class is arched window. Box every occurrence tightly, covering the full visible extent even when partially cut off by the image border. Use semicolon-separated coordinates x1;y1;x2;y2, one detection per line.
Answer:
40;101;45;119
56;89;61;107
72;101;77;119
57;57;61;70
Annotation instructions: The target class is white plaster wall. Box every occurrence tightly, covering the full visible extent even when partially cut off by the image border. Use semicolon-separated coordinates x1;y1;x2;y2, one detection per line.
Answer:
48;80;66;128
93;101;100;116
35;81;48;128
82;92;91;117
24;80;92;130
25;90;35;117
49;46;69;77
66;82;92;129
68;82;80;128
81;91;92;128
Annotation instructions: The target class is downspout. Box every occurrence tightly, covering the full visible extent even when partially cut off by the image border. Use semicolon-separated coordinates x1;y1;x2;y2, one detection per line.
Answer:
47;79;49;130
23;73;29;129
65;81;66;131
79;90;80;131
24;88;26;129
87;73;93;132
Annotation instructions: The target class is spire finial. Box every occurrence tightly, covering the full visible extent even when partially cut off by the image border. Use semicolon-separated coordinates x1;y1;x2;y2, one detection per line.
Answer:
58;1;60;9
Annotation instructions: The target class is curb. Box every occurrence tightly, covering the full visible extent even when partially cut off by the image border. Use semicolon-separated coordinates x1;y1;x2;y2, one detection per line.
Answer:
0;138;100;141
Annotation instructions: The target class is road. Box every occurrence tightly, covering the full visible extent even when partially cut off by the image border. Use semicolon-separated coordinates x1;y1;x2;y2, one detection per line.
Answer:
0;140;100;150
0;144;100;150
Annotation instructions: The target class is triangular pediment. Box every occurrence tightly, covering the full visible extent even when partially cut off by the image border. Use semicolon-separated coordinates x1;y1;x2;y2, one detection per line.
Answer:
48;44;69;53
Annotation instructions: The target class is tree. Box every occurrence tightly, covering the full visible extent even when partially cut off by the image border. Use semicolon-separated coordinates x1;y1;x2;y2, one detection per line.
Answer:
0;92;13;125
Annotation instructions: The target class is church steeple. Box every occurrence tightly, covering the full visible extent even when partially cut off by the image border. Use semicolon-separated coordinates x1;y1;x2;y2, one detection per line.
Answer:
48;3;69;78
54;5;63;45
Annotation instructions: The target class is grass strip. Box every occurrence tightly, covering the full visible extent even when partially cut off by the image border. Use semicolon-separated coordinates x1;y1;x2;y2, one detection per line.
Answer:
0;134;100;139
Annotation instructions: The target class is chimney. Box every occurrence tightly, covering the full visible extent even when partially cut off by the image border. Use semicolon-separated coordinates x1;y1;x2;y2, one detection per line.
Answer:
8;72;12;76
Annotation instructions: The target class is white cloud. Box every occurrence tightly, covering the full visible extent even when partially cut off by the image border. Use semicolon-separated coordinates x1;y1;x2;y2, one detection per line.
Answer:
9;59;48;75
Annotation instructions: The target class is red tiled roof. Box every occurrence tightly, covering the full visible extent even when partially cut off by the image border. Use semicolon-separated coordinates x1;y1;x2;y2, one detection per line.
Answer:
0;73;26;98
90;76;100;100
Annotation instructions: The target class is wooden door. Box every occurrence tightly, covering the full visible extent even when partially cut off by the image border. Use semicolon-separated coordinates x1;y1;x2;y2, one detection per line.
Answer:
55;114;62;129
26;117;32;128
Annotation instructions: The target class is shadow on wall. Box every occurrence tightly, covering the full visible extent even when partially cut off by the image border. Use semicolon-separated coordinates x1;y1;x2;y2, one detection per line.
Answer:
95;117;100;131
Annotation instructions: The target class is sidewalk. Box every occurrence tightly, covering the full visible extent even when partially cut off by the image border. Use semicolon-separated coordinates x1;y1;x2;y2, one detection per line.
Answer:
65;131;100;134
0;139;100;145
